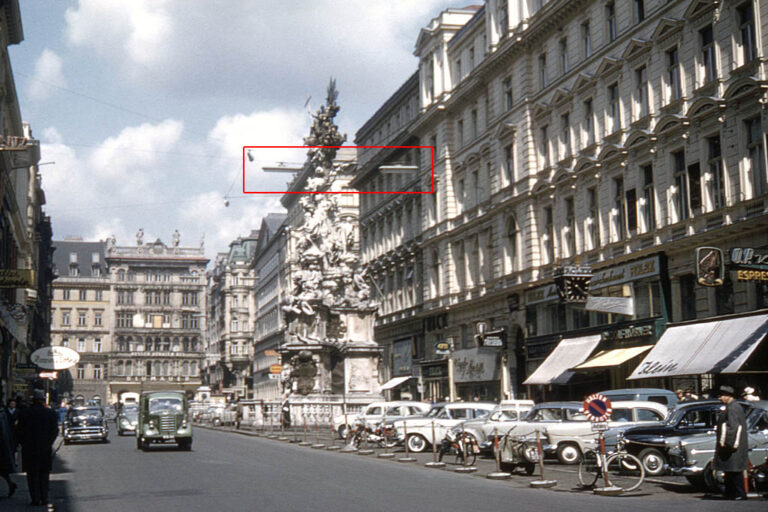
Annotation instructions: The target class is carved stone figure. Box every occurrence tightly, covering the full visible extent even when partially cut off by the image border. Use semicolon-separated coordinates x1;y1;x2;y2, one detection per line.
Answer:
172;229;180;247
136;228;144;246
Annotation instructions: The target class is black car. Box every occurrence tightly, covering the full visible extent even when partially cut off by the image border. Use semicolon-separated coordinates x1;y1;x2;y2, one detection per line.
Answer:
63;406;109;444
620;400;756;476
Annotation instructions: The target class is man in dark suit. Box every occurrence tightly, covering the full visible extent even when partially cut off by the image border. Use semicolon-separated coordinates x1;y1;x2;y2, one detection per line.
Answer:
714;385;748;500
15;389;59;506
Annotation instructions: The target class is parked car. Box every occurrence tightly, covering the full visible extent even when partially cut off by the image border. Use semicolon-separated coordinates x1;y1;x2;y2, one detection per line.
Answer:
392;402;496;452
332;401;430;439
543;400;668;464
211;403;238;426
459;400;536;451
116;406;139;436
598;388;679;407
63;406;109;444
136;390;192;451
497;402;585;465
667;401;768;491
619;399;757;477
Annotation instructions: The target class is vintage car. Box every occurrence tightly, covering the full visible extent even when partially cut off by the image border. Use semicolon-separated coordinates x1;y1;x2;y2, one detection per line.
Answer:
63;406;109;444
667;401;768;492
136;391;192;451
392;402;496;452
332;401;431;439
543;400;668;464
116;406;139;435
497;402;586;465
458;400;536;452
598;388;679;407
619;399;762;477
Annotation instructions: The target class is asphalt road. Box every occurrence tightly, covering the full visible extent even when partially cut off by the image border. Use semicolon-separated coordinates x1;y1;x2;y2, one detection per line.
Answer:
3;427;766;512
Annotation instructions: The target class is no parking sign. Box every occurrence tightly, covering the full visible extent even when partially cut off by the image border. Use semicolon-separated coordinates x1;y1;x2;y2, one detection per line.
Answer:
582;393;612;422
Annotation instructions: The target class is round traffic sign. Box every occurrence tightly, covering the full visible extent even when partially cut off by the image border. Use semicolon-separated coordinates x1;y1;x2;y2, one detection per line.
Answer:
582;393;612;422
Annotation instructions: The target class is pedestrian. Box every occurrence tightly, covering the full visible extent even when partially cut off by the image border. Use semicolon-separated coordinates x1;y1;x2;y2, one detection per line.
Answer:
675;389;685;402
684;388;699;401
0;400;17;497
280;395;291;429
6;399;19;425
714;385;748;500
15;389;59;507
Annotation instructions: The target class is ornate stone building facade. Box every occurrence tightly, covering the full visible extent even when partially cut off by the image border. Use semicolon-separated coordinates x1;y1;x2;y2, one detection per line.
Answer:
106;234;208;401
356;0;768;401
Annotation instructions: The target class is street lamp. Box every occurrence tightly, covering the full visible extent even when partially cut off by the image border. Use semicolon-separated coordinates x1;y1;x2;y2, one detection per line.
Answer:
447;336;456;402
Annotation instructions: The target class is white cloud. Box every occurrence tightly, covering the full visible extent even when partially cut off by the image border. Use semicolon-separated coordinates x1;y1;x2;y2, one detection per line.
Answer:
29;48;65;101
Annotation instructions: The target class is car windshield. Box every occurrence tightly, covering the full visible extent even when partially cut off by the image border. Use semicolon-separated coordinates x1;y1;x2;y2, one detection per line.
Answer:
124;411;138;421
69;408;102;420
426;406;444;418
149;397;183;413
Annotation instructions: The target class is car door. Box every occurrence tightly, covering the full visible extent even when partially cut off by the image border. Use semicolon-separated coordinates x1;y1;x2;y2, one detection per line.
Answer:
747;409;768;465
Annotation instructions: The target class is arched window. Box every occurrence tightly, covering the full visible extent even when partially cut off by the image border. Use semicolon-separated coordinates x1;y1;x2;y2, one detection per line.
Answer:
191;361;198;376
117;269;125;281
183;338;190;352
172;338;180;352
116;361;124;376
182;362;189;376
505;216;519;274
126;360;132;377
190;338;198;352
153;361;161;376
162;362;170;376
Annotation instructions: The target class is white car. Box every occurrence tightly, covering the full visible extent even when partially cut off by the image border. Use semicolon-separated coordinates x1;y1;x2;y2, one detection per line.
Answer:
392;402;496;453
459;400;536;451
332;401;431;439
543;400;668;464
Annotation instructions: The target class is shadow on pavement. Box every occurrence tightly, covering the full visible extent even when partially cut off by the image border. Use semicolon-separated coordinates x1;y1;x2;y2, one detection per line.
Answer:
3;453;74;512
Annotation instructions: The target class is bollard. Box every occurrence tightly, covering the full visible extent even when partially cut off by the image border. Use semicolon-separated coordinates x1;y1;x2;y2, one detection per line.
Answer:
312;415;325;449
267;407;278;439
340;421;358;453
277;407;289;441
398;420;416;463
327;421;341;451
358;424;374;455
299;413;311;446
454;424;477;473
378;424;395;459
425;420;445;468
487;428;510;480
530;430;557;488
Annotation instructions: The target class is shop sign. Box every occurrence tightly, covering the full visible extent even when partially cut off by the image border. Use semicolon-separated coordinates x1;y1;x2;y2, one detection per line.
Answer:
524;284;559;305
478;329;506;348
730;247;768;282
392;338;413;376
696;247;725;286
423;313;448;332
589;256;659;290
423;364;447;378
601;323;654;342
453;349;498;383
269;364;282;374
30;346;80;370
0;269;35;288
434;341;450;355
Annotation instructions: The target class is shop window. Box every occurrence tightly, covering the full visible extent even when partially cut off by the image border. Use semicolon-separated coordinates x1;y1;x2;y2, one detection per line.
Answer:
715;274;734;316
525;306;537;337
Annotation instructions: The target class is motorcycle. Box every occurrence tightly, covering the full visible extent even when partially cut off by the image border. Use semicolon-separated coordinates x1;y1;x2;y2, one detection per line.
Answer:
348;420;398;449
438;427;480;466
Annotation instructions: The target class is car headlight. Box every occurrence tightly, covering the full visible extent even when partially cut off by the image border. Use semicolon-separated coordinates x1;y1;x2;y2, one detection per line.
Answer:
450;426;463;435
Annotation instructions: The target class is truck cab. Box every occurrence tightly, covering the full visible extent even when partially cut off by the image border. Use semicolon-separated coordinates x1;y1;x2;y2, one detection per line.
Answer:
136;391;192;451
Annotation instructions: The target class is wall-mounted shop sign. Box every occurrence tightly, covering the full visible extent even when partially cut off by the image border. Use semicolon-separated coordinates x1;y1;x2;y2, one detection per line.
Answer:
731;247;768;282
524;284;559;305
601;323;654;342
477;329;507;348
392;338;413;376
422;363;447;379
0;269;35;288
423;313;448;332
696;247;725;286
590;256;659;290
695;247;768;284
434;341;451;355
453;349;498;383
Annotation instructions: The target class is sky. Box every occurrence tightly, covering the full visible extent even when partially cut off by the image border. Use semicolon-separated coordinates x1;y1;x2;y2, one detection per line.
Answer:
10;0;458;262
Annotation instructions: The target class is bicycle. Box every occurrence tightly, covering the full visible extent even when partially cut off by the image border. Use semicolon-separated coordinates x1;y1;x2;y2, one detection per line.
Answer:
578;441;645;492
438;429;479;466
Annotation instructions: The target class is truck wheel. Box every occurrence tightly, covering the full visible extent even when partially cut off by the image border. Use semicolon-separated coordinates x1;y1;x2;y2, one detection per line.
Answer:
639;447;666;477
556;443;581;465
178;439;192;451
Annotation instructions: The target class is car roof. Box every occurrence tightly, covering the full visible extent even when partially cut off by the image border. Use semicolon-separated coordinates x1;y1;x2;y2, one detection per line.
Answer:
532;401;582;408
600;388;675;394
445;402;496;409
499;400;535;406
610;400;668;412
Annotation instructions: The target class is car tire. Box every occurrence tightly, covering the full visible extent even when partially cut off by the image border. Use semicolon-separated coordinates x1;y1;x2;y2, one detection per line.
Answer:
406;434;428;453
523;462;536;475
703;462;726;494
556;443;581;465
638;447;666;477
685;474;707;491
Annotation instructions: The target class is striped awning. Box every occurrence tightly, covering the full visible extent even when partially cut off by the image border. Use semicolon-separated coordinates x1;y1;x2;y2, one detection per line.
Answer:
524;335;601;385
573;345;653;370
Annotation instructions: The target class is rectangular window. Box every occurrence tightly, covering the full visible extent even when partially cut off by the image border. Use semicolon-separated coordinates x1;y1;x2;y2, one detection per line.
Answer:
61;337;69;348
673;151;689;221
79;289;87;301
606;2;616;42
559;38;568;74
667;47;682;102
634;0;645;23
540;125;550;168
457;178;465;211
77;365;85;380
504;143;514;185
62;311;70;326
738;2;757;64
457;119;464;147
700;25;716;84
707;136;726;209
746;117;767;196
635;65;649;118
614;177;626;240
608;83;620;133
561;113;571;158
543;207;555;263
582;21;591;58
626;188;638;233
94;312;102;327
584;99;595;146
588;187;600;249
688;163;702;213
95;290;103;301
93;365;102;380
469;47;474;69
565;196;576;256
471;109;478;139
641;164;656;231
62;289;70;300
94;339;102;353
78;311;87;326
503;77;513;110
77;338;86;352
539;53;547;89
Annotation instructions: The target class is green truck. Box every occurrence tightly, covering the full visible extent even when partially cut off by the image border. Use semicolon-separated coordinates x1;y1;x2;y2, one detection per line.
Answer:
136;391;192;451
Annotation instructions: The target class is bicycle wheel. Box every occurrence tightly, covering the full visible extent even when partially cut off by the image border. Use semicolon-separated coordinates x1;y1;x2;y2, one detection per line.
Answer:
578;450;601;488
460;435;477;466
605;453;644;492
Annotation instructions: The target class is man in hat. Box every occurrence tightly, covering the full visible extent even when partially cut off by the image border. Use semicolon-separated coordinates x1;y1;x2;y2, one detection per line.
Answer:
15;389;59;506
714;385;748;500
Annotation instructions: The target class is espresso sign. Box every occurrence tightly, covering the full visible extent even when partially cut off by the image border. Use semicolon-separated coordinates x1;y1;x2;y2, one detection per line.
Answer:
30;346;80;370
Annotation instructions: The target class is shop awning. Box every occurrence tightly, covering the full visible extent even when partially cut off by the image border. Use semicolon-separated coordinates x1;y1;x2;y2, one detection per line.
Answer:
628;313;768;380
380;376;412;390
523;335;602;385
573;345;653;370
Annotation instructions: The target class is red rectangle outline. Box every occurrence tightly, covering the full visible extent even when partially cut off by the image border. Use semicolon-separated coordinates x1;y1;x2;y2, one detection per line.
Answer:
242;145;435;194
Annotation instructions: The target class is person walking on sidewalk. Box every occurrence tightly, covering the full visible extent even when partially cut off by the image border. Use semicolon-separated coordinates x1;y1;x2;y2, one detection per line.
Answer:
714;385;748;500
0;400;17;498
15;390;59;507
